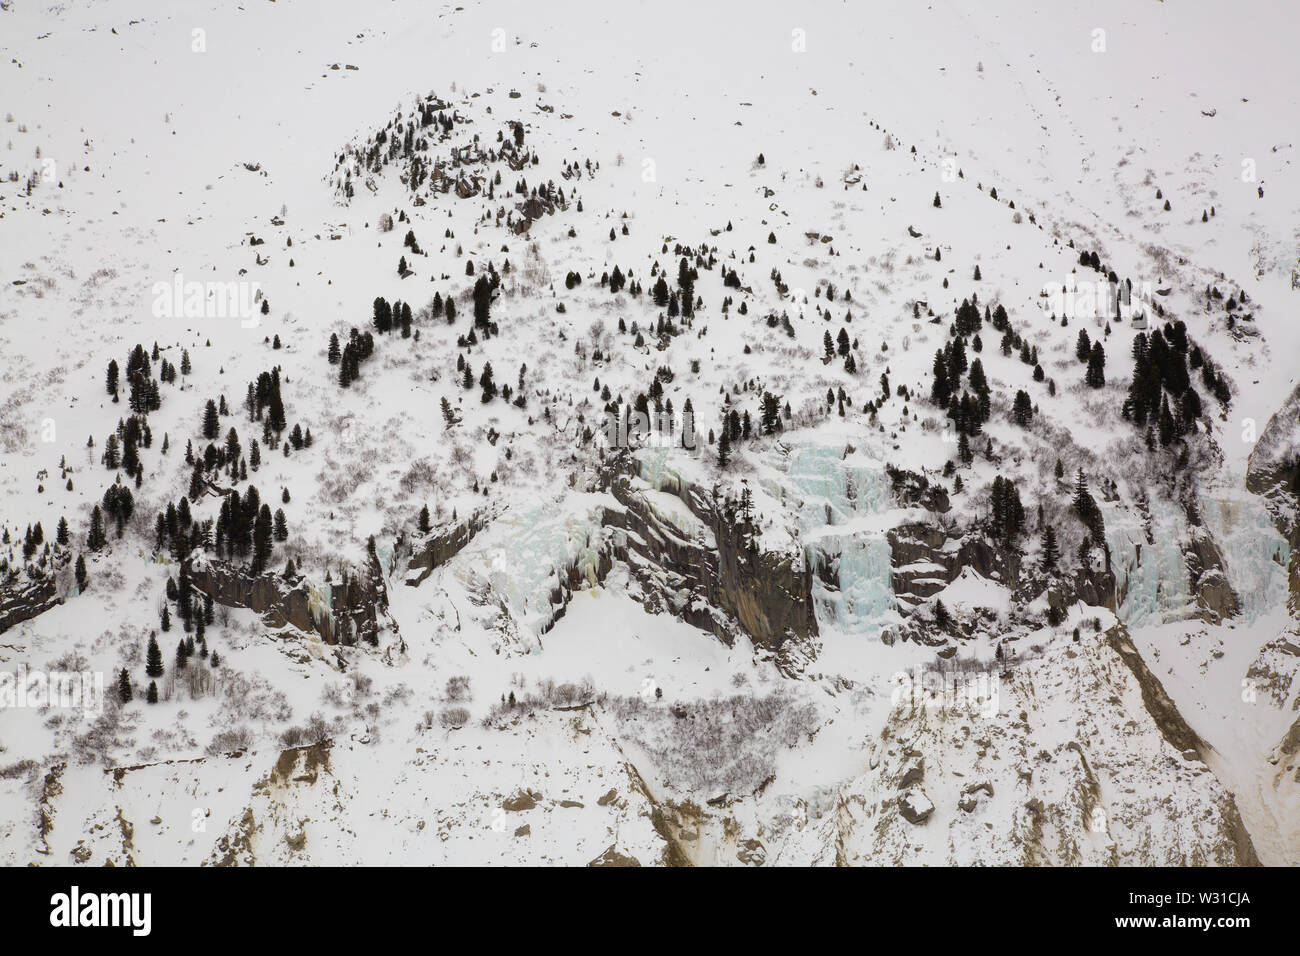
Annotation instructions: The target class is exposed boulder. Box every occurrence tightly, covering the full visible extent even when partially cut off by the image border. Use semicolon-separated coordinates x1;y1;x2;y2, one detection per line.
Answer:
899;787;934;824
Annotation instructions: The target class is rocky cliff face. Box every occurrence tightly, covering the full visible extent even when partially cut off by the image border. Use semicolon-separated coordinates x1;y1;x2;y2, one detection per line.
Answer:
0;574;62;635
188;545;393;647
1185;525;1241;624
598;463;817;657
887;520;1117;616
1246;381;1300;611
405;509;490;586
1246;382;1300;544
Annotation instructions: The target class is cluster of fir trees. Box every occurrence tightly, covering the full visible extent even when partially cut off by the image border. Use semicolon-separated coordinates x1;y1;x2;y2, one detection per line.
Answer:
99;415;155;488
333;327;377;387
371;296;415;338
213;484;286;573
1073;328;1107;388
715;391;785;468
931;330;993;463
989;475;1026;544
1122;321;1227;451
105;343;169;414
121;622;223;705
647;254;703;319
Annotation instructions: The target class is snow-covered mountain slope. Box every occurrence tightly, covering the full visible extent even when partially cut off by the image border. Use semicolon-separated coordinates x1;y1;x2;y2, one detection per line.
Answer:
1;0;1298;866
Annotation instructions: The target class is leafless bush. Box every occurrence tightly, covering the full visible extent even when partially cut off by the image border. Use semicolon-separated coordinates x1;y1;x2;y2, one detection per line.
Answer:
606;690;820;795
444;675;472;702
438;706;470;728
0;759;39;780
481;675;599;726
280;712;329;748
399;458;438;494
206;726;253;755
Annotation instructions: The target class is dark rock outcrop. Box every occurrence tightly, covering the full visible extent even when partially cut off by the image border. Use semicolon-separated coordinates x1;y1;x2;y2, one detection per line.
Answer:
600;468;816;653
1185;527;1240;624
1245;382;1300;611
886;465;950;513
405;509;489;586
887;519;1117;616
0;573;62;635
887;522;1019;605
189;546;393;647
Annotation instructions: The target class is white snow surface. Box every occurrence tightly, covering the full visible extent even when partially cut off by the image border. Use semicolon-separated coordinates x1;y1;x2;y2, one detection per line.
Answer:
1;0;1298;865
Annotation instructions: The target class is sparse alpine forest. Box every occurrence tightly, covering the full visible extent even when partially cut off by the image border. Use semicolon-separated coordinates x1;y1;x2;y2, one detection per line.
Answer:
0;0;1298;874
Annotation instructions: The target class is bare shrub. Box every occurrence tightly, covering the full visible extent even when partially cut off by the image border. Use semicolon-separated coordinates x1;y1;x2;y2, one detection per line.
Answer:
438;706;470;728
0;759;39;780
606;690;820;795
444;675;472;702
207;726;254;755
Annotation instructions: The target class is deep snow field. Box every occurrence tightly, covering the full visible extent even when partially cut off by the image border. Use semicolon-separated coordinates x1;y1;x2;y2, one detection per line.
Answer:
1;0;1298;866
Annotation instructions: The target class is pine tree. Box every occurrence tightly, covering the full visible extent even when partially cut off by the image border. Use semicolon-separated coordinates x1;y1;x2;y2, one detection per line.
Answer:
473;275;493;328
1076;329;1091;362
1013;389;1033;427
934;599;950;628
102;433;120;470
418;504;431;534
117;668;133;704
373;297;393;334
74;554;88;591
1158;395;1175;446
87;506;107;551
1085;341;1106;388
479;361;497;401
1041;525;1059;572
1072;469;1090;513
146;681;158;704
145;634;165;678
253;504;274;573
931;350;951;407
202;399;220;440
